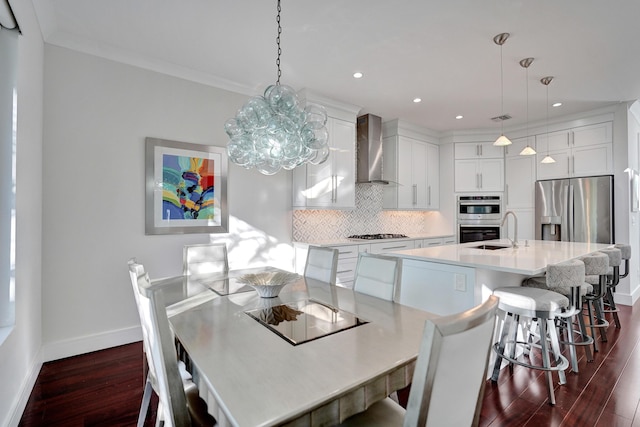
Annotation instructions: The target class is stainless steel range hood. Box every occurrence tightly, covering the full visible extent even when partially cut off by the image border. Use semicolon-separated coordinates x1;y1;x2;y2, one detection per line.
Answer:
356;114;389;184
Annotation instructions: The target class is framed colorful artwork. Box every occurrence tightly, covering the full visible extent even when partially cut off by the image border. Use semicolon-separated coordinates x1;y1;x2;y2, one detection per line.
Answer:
145;137;228;235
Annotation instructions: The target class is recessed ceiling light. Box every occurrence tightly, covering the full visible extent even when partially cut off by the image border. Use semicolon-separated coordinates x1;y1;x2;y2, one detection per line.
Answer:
552;102;562;107
413;98;422;103
456;115;463;120
353;72;363;79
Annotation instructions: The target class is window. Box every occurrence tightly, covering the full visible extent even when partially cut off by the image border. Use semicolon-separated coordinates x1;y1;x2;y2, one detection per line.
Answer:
0;24;18;338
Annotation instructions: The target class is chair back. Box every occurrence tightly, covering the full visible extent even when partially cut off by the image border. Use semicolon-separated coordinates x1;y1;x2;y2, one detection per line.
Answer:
403;296;499;427
128;259;155;381
613;243;631;278
183;243;229;276
129;260;191;427
304;246;339;284
353;253;402;301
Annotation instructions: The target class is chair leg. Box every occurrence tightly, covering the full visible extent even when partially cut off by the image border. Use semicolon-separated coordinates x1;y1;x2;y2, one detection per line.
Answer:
491;312;512;382
564;316;579;373
138;377;153;427
593;297;608;343
584;299;599;353
538;320;557;405
547;319;566;385
576;310;594;362
605;286;621;329
508;314;520;372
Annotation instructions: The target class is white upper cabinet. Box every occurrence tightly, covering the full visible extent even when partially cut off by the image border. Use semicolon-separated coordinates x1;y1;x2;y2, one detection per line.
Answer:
383;135;439;210
454;142;504;192
537;121;613;180
292;95;359;209
454;142;504;159
293;116;356;208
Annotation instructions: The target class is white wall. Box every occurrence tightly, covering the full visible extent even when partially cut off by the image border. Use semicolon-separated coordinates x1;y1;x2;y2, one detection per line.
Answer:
41;45;294;361
624;101;640;303
0;0;45;425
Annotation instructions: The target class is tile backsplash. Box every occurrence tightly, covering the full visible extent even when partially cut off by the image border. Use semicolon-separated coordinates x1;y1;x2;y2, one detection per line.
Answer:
293;184;444;241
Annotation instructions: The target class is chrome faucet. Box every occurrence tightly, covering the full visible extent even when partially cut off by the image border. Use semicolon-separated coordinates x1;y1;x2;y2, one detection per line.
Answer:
501;211;518;248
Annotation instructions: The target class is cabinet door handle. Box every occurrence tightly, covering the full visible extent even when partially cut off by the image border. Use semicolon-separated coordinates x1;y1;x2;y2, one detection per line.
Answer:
337;269;354;274
479;173;483;189
480;144;483;156
571;131;575;146
428;186;431;205
572;156;575;174
382;245;408;251
333;175;337;202
567;157;570;175
413;184;417;205
506;184;509;205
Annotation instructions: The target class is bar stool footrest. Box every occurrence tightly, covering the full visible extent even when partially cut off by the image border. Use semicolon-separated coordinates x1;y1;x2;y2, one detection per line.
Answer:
493;341;570;373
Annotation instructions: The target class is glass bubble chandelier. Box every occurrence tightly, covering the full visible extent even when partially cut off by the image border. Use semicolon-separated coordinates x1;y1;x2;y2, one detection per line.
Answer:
224;0;330;175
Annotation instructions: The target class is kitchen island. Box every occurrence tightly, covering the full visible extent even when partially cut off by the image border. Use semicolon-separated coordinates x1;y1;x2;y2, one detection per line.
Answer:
390;239;612;315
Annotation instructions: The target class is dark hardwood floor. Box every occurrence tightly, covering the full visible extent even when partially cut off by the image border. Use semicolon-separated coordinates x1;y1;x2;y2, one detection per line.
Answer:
18;302;640;426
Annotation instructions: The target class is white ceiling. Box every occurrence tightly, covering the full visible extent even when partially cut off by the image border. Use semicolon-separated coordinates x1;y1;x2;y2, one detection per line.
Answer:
30;0;640;133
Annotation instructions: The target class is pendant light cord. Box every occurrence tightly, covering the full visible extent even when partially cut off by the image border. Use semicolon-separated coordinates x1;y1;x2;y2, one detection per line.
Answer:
275;0;282;85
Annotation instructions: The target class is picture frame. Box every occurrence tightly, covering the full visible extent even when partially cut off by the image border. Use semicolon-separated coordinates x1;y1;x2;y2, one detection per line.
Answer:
145;137;228;235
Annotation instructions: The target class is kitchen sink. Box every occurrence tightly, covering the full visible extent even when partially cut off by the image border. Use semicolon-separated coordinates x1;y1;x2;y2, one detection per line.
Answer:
472;244;511;250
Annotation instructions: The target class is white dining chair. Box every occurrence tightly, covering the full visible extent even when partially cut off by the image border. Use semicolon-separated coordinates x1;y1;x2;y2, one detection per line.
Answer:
183;243;229;276
337;295;499;427
353;252;402;301
128;259;215;427
130;262;216;427
303;246;339;284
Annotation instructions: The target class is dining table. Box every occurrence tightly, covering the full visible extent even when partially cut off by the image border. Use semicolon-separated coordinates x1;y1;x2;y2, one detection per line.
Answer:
160;266;437;427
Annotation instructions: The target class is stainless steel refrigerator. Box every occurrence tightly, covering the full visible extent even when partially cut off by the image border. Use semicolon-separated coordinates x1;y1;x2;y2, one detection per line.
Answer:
535;175;614;243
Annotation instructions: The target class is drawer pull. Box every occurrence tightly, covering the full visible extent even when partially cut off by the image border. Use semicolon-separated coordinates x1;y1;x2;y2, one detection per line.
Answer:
382;245;408;250
337;269;354;274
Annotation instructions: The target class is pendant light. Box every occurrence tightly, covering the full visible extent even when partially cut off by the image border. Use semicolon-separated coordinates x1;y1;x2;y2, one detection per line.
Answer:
493;33;512;147
224;0;330;175
540;76;556;164
519;57;536;155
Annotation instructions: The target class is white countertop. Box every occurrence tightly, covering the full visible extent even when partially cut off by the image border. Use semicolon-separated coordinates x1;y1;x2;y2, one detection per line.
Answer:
390;239;613;275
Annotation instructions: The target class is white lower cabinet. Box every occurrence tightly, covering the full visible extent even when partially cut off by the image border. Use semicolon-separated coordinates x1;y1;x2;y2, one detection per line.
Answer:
369;240;415;254
442;236;457;245
415;238;442;248
295;237;456;288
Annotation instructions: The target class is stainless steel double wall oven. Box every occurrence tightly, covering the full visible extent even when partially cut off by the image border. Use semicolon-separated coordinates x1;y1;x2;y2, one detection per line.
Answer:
457;195;502;243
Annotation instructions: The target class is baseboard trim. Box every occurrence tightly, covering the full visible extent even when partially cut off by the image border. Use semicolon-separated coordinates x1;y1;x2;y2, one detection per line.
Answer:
42;325;142;362
615;287;640;307
6;347;43;427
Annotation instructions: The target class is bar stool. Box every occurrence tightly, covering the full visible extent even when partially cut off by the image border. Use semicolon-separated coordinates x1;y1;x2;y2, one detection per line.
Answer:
523;259;593;372
491;285;570;405
604;244;630;329
582;251;610;352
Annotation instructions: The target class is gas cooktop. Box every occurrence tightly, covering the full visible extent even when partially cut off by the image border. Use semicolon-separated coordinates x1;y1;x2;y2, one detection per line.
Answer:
347;233;409;240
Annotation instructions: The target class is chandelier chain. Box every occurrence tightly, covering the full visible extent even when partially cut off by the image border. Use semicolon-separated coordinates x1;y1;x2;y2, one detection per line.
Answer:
275;0;282;85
